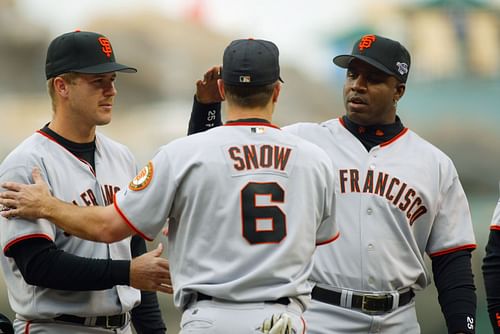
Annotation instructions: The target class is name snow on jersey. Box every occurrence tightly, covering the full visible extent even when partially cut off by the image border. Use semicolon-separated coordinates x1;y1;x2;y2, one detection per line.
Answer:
339;168;428;225
226;144;292;174
71;184;120;206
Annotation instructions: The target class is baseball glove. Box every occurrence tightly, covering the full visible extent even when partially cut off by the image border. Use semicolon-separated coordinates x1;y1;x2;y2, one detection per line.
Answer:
259;313;293;334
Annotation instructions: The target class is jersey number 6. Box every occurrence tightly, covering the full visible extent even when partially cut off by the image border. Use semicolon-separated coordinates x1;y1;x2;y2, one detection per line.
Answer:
241;182;286;244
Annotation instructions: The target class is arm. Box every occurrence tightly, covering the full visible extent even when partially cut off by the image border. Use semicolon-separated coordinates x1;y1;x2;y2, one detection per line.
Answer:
188;66;223;135
482;229;500;334
0;167;131;243
431;250;476;334
130;236;167;334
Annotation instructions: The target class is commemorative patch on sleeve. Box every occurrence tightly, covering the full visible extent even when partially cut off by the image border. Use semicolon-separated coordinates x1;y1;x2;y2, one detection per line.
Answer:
129;161;153;191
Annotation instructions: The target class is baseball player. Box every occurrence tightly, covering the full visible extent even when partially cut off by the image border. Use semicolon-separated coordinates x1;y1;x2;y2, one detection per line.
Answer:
0;38;340;334
482;187;500;333
188;34;477;333
0;30;169;333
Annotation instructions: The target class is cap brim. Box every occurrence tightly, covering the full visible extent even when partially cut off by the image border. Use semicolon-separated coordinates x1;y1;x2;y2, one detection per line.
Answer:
333;55;394;77
73;62;137;74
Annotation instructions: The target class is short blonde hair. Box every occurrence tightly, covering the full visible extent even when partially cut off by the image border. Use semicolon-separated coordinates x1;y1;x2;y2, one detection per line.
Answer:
46;72;79;111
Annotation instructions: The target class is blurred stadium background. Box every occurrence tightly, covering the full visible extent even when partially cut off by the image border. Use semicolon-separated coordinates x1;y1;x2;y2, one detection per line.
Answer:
0;0;499;332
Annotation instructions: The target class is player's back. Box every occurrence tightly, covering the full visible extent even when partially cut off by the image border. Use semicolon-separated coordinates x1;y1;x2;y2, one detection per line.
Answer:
162;122;338;309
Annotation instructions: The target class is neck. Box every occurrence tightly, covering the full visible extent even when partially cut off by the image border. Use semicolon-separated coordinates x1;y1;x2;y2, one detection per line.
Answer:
50;109;96;143
225;103;273;123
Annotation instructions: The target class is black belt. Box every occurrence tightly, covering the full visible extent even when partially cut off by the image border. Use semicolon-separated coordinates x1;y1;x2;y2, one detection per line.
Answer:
54;313;128;329
312;286;414;314
196;292;290;306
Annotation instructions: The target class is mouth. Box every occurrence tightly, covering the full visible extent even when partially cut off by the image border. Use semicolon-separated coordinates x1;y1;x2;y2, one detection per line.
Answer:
348;96;367;105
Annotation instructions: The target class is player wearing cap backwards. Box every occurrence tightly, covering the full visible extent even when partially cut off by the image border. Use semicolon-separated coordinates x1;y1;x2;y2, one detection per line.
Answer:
482;187;500;334
0;31;169;334
187;34;477;333
0;38;339;334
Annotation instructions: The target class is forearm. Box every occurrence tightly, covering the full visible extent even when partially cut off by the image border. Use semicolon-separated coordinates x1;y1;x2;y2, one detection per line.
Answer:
188;95;222;135
432;250;476;334
482;230;500;333
43;197;117;242
8;238;129;290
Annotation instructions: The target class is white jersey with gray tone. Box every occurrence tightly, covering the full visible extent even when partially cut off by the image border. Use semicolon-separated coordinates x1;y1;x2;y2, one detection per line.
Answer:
285;118;476;293
114;123;339;310
490;187;500;229
0;131;140;319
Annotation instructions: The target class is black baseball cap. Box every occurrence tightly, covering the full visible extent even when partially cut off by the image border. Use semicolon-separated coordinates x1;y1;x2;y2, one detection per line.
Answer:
333;34;411;83
222;38;283;86
45;30;137;79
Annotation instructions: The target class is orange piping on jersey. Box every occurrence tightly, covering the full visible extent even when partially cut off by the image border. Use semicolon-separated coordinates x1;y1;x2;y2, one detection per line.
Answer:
300;315;307;334
3;233;52;254
337;118;410;148
380;128;409;147
36;130;96;176
224;122;280;129
429;244;477;257
25;321;31;334
317;231;340;246
113;193;153;241
491;225;500;231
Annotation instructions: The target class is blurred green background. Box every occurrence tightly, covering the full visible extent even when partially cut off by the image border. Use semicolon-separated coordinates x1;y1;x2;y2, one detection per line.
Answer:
0;0;499;333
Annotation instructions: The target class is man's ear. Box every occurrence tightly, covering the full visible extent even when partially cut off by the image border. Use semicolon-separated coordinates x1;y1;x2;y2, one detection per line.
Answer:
53;77;71;98
217;79;225;100
272;82;281;103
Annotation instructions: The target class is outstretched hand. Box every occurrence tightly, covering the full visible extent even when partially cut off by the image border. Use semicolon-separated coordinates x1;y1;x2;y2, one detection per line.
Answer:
130;243;172;294
0;167;53;220
195;66;223;104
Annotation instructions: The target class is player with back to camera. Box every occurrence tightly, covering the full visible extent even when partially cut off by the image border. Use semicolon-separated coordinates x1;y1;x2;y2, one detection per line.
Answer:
0;30;170;334
0;38;340;334
188;34;477;334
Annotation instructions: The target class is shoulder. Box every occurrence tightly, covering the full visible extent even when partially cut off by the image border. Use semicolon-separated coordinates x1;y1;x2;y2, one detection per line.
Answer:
95;132;135;159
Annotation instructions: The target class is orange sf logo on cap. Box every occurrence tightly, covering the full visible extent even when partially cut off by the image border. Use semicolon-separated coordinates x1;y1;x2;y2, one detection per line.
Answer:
358;35;376;51
98;37;113;58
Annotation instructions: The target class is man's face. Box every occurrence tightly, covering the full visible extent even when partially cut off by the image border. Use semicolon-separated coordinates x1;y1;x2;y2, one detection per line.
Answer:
66;72;117;127
342;59;403;126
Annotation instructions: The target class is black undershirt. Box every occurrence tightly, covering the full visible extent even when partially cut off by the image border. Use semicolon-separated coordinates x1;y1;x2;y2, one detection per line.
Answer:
483;229;500;333
6;124;166;332
188;101;476;333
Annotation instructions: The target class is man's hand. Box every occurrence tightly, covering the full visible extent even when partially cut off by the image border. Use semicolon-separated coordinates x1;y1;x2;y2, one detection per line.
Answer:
130;243;172;294
195;66;223;104
260;313;293;334
0;167;54;220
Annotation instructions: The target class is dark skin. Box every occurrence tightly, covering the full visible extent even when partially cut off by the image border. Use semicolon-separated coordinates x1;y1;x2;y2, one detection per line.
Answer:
343;59;406;126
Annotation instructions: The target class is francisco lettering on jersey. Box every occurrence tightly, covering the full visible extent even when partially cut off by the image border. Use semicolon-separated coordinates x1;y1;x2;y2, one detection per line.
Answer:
71;184;121;207
339;169;428;225
227;144;292;173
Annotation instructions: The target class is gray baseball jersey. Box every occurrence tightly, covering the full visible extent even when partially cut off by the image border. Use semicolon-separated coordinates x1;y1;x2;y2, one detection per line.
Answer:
285;118;476;293
114;122;339;310
0;131;140;319
490;186;500;230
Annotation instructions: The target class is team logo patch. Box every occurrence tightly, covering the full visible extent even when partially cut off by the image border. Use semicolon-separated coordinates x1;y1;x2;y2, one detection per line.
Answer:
129;161;153;191
98;37;113;58
358;34;376;51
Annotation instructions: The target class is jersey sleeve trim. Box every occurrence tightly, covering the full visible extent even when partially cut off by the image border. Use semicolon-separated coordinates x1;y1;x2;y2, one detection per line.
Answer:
113;194;153;241
3;233;53;254
491;226;500;231
429;244;477;257
316;231;340;246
